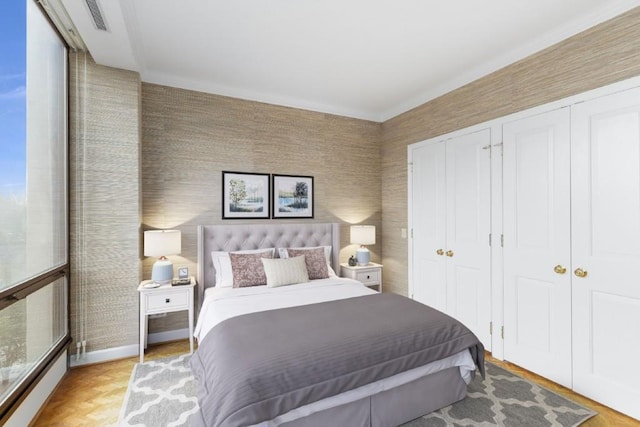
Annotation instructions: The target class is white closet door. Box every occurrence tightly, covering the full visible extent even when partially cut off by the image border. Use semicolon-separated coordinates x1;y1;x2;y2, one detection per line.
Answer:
503;108;572;387
571;87;640;420
410;141;447;312
445;129;492;349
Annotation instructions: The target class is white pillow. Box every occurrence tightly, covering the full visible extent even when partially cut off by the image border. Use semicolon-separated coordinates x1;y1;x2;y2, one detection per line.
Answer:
211;248;275;287
262;256;309;288
277;245;337;277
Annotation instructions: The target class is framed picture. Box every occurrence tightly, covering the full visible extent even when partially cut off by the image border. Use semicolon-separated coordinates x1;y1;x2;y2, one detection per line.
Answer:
222;171;270;219
272;174;314;218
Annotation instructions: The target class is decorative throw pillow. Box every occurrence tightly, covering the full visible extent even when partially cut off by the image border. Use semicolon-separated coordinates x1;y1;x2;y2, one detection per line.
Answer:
262;256;309;288
287;247;329;280
229;251;273;288
278;246;337;277
211;248;275;287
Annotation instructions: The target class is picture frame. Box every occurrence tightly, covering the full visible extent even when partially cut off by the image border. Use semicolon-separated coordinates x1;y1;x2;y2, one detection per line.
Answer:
272;174;314;218
222;171;270;219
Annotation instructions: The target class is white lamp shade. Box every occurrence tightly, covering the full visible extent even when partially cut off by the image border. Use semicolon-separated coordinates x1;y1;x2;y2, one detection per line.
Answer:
144;230;182;257
350;225;376;245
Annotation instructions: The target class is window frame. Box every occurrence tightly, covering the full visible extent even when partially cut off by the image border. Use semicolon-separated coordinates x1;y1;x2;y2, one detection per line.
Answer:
0;0;71;422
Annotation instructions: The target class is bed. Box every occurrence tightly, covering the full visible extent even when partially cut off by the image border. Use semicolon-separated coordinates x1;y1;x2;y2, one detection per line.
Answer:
191;223;484;427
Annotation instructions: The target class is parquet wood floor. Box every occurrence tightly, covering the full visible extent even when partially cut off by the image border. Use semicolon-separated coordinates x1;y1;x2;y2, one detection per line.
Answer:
30;343;639;426
31;341;190;427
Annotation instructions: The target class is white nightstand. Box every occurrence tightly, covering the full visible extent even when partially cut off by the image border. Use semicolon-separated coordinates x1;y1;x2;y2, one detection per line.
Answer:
340;262;383;292
137;278;196;363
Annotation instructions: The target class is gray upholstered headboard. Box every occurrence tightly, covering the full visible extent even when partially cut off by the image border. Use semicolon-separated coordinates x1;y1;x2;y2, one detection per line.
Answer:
196;223;340;309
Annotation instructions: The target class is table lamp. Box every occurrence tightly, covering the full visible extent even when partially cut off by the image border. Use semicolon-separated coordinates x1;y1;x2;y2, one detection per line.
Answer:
350;225;375;266
144;230;181;285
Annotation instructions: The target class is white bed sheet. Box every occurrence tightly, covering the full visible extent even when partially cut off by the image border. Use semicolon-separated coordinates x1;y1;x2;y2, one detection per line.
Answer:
194;277;376;342
194;278;476;426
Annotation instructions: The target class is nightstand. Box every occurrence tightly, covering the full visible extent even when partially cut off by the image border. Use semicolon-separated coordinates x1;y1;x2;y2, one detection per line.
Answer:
340;262;383;292
137;278;196;363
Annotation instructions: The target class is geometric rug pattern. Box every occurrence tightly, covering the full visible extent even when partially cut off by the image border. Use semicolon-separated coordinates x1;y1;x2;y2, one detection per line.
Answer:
404;362;596;427
118;354;198;427
119;355;595;427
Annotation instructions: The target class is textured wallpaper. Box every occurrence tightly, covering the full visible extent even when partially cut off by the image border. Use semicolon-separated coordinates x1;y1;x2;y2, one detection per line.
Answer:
67;6;640;353
69;53;142;353
141;84;382;333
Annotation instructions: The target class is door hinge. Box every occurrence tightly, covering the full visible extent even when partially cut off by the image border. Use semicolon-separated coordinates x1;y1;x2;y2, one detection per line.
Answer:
501;326;504;339
489;322;493;336
501;234;504;247
489;233;492;247
411;229;413;238
482;144;491;158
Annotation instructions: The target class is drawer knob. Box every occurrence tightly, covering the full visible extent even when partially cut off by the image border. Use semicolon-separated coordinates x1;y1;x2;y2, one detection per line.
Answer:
366;275;370;279
165;298;171;303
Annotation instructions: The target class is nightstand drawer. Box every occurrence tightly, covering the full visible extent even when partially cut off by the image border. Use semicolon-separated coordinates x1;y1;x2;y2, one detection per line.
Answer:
356;270;380;284
146;292;188;311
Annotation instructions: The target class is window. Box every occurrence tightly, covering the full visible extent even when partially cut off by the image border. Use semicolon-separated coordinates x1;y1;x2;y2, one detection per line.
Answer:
0;0;69;420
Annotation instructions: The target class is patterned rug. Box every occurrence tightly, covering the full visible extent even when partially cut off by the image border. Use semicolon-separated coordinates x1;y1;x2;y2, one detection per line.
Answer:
403;362;596;426
118;354;198;426
119;355;595;427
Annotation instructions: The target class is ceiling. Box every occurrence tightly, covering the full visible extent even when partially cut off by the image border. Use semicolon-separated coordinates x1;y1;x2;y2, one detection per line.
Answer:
59;0;639;122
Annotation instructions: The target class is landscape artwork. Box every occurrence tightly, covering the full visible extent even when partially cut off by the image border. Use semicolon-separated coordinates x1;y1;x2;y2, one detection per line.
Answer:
222;171;270;219
272;174;314;218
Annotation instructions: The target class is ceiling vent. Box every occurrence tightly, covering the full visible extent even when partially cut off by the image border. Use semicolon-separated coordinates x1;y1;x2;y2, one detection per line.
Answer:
85;0;108;31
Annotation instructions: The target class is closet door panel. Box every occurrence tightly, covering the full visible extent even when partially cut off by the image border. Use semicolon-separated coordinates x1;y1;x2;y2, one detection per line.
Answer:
410;142;447;312
571;87;640;420
446;129;492;349
503;108;571;387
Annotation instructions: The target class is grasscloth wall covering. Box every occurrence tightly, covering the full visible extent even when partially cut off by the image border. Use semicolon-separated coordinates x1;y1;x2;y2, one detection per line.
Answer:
381;7;640;296
67;7;640;353
69;53;142;353
141;84;382;333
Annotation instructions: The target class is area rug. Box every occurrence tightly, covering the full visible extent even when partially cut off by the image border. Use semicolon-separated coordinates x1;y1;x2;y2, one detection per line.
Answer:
402;362;596;427
119;355;595;427
118;354;198;426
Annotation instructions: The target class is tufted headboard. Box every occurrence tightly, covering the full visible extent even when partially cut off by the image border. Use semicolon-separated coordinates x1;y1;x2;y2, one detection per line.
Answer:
196;223;340;309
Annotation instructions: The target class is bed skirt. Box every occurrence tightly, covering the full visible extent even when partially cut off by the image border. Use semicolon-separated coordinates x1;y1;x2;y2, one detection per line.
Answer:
279;366;468;427
191;366;468;427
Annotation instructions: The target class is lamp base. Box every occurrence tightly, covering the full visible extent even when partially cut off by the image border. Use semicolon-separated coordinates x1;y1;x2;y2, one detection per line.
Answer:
151;259;173;285
355;248;370;266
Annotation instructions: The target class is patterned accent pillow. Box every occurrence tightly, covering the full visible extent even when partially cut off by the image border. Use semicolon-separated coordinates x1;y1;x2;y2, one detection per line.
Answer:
212;248;275;288
262;256;309;287
229;251;273;288
277;246;337;277
287;247;329;280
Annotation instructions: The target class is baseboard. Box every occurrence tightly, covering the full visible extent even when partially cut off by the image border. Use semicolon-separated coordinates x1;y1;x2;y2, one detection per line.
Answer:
5;350;67;427
69;343;139;367
148;327;190;345
69;328;190;367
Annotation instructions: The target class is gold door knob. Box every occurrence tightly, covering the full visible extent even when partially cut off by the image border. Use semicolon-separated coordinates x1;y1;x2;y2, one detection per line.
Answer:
553;265;567;274
436;249;444;256
574;268;588;278
445;250;454;257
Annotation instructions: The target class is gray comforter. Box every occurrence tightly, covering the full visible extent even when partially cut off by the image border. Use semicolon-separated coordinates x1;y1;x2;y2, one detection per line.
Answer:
190;293;484;427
